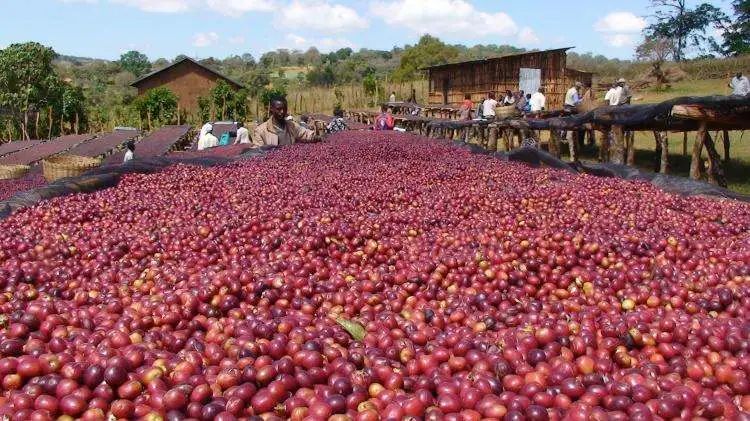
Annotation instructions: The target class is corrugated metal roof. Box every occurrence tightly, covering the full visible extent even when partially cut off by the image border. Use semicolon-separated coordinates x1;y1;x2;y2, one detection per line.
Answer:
420;47;575;71
131;57;245;89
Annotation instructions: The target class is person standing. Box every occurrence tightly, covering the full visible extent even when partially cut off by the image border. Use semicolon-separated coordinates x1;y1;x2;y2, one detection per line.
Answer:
729;72;750;96
459;94;473;121
482;92;499;120
529;88;546;113
564;82;582;111
197;126;218;150
617;78;631;105
234;122;250;144
253;98;320;146
516;90;527;112
407;88;417;104
604;83;621;106
389;91;397;103
123;140;135;163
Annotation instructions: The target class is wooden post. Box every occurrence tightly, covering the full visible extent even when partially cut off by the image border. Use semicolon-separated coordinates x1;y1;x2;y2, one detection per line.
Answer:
47;107;53;140
682;132;688;156
660;132;669;174
610;125;625;164
654;131;669;174
703;130;727;187
549;130;560;158
654;131;662;172
569;132;578;163
626;131;635;166
502;129;511;152
722;130;730;163
690;124;706;180
598;129;609;162
487;127;497;150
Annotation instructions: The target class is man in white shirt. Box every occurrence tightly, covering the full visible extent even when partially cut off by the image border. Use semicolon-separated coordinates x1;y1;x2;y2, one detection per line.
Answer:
729;72;750;96
564;82;582;110
529;88;546;113
234;122;250;144
389;91;396;103
604;83;621;106
197;127;218;151
482;92;499;120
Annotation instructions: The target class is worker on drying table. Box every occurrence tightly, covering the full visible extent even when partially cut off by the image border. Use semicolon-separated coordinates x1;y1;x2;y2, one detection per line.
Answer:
253;97;321;146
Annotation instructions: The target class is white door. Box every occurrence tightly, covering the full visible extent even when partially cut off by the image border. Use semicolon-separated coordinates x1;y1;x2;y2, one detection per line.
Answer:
519;68;541;94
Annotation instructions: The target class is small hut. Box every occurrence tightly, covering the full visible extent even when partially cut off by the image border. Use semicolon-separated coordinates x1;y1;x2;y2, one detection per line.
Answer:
423;48;593;111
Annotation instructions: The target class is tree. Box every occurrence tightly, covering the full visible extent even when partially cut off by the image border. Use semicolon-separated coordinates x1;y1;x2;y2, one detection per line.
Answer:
636;37;674;90
723;0;750;56
392;35;460;81
645;0;727;61
210;80;234;120
0;42;61;139
133;87;178;128
119;50;151;77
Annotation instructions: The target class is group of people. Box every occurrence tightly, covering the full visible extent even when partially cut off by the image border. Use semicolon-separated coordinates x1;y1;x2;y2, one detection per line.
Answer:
459;87;549;121
197;121;251;151
604;78;632;106
196;98;359;151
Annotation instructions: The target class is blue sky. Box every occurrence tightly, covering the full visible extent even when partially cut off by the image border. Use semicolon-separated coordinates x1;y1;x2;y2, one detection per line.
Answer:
1;0;732;61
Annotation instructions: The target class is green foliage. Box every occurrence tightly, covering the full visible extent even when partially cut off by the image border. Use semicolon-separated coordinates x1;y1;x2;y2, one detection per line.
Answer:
393;35;460;82
645;0;727;61
119;50;151;77
211;80;234;119
134;87;178;125
362;73;379;96
723;0;750;56
197;96;211;123
242;69;271;97
260;86;287;109
0;42;74;138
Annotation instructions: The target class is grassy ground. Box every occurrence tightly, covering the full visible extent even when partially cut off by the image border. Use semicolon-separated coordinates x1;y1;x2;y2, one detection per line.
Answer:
568;79;750;195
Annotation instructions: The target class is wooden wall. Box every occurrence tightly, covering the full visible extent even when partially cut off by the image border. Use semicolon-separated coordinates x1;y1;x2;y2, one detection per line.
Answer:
134;61;239;114
427;50;593;111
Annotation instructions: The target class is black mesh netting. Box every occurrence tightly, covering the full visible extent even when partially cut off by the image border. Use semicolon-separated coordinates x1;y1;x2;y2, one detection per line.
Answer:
527;95;750;131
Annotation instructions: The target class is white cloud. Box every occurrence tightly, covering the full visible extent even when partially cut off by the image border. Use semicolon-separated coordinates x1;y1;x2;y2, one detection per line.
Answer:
517;27;540;46
192;32;220;47
228;36;246;45
280;34;355;52
594;11;646;48
594;11;646;34
603;34;636;48
59;0;98;3
206;0;275;15
111;0;195;13
371;0;517;38
277;0;368;33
